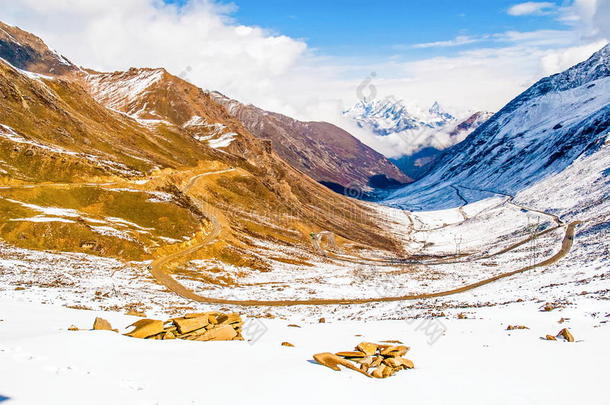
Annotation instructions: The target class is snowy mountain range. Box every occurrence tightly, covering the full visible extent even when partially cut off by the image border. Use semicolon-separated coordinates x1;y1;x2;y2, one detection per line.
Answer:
344;98;492;179
1;20;609;405
344;98;456;136
384;44;610;210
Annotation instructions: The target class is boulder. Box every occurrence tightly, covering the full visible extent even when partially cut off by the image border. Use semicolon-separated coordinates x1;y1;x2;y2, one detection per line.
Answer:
223;313;242;325
370;356;383;368
371;364;388;379
212;314;229;324
126;310;146;317
557;328;575;342
92;317;114;331
183;312;212;319
335;351;366;358
125;319;165;339
355;356;374;367
543;303;555;312
506;325;529;330
382;365;397;378
545;335;557;341
313;342;415;379
68;325;79;331
319;318;326;323
384;357;415;369
281;342;295;347
312;352;370;377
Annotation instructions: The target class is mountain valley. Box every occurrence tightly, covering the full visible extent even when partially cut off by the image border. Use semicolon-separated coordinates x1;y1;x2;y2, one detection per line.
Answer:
0;18;608;405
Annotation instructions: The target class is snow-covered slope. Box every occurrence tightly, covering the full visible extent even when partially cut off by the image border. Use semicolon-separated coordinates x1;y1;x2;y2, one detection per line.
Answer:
1;298;608;405
385;44;610;210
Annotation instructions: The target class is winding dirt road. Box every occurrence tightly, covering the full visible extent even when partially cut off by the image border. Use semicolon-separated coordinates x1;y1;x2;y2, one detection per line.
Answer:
148;171;581;307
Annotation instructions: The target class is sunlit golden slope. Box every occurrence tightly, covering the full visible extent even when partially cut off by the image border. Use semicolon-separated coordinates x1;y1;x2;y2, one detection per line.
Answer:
0;21;406;278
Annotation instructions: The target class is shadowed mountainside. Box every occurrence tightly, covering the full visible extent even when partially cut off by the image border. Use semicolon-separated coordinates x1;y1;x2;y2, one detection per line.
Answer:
211;92;410;191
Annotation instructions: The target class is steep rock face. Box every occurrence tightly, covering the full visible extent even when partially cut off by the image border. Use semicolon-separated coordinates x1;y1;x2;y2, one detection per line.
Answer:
385;44;610;210
0;21;77;76
210;92;410;190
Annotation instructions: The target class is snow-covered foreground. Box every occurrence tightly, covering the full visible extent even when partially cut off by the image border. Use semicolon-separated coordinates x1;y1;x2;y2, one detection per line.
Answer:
0;298;607;405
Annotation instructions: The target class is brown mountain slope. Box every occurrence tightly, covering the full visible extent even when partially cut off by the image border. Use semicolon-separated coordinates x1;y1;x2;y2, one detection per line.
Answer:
81;67;404;251
0;22;407;275
0;60;227;181
0;21;77;76
211;92;410;190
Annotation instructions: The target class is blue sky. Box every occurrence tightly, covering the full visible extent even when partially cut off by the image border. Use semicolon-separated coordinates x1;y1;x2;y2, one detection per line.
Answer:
166;0;567;60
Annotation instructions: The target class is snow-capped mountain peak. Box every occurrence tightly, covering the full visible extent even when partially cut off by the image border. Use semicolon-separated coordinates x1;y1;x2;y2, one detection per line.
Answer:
344;98;456;137
428;101;452;120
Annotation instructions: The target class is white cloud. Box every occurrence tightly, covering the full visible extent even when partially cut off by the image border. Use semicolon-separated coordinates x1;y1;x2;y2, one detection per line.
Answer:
565;0;610;40
593;0;610;39
411;35;483;49
1;0;308;114
540;40;608;73
508;2;557;16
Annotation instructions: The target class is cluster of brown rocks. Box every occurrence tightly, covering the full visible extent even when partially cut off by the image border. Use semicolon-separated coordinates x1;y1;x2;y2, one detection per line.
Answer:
90;312;244;341
313;342;414;379
506;325;529;330
544;328;574;342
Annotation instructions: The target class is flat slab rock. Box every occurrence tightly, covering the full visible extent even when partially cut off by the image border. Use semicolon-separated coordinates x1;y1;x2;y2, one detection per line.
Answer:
313;342;415;379
87;312;244;342
125;319;165;339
